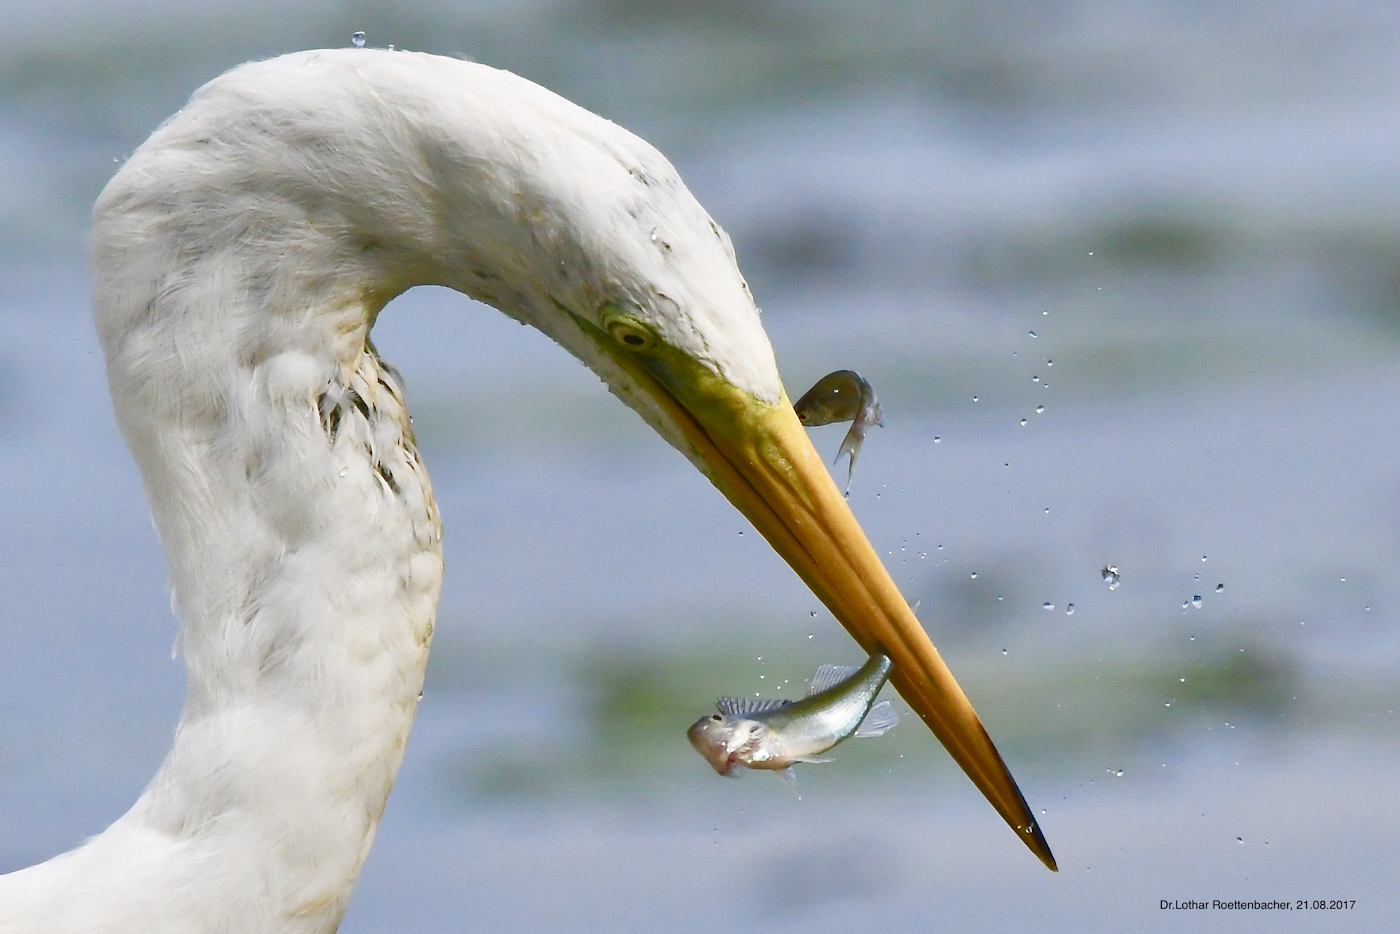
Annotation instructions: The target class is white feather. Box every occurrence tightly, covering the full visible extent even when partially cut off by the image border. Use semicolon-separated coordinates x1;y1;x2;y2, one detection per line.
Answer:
0;48;780;933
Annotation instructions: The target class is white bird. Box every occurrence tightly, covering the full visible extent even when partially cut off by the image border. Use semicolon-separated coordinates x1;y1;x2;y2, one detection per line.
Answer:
0;49;1053;932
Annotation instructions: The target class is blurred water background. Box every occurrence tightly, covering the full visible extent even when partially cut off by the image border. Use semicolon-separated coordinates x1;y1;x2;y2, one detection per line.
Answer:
3;1;1399;931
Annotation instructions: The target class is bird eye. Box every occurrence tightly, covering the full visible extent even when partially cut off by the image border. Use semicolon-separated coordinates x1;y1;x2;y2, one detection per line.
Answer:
599;306;657;351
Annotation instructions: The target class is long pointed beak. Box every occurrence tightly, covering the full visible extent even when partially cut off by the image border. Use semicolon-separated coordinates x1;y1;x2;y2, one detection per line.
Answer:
693;391;1056;872
582;320;1055;870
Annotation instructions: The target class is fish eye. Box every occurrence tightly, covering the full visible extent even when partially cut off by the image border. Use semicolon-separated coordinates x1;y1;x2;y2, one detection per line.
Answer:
710;714;723;721
599;306;657;351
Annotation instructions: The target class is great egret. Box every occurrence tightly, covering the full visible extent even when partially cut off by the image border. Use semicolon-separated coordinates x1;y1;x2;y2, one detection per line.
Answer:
0;48;1054;932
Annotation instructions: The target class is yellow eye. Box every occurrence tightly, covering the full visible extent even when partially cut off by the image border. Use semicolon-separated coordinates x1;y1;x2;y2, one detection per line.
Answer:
600;308;657;350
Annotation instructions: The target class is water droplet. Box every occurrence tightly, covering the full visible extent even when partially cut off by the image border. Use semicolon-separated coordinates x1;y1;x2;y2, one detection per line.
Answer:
1191;595;1203;609
1029;331;1038;338
970;571;978;579
809;611;817;618
972;395;979;402
351;30;366;47
1043;602;1054;611
1031;374;1040;382
1101;565;1121;590
1065;603;1074;615
1020;419;1028;426
338;467;348;477
1237;837;1244;844
1044;507;1050;514
1114;769;1124;777
1046;359;1053;367
808;633;814;640
1001;648;1008;656
1201;555;1208;562
1036;405;1044;413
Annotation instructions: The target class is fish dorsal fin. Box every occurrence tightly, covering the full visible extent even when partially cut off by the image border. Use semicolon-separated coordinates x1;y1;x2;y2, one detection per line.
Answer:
716;696;791;716
808;664;859;695
853;700;899;738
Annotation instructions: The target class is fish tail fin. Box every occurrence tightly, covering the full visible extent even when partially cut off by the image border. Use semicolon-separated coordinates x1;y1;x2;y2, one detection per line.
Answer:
853;699;899;738
836;428;861;491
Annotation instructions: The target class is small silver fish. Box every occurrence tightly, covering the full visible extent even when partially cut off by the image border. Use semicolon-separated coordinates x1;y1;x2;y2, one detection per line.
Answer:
687;654;898;790
793;369;883;493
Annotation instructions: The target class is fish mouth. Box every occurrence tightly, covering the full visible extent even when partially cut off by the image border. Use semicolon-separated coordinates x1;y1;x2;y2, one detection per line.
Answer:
582;318;1056;871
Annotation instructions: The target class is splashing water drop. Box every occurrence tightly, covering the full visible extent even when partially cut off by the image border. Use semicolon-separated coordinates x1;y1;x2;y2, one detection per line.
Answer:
351;30;366;47
1101;565;1121;590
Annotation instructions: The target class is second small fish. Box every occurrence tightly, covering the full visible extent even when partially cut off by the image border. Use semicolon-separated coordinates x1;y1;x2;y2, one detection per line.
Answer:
793;369;882;494
687;653;898;789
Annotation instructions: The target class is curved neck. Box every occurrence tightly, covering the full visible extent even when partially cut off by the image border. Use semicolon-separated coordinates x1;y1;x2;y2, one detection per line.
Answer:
0;47;768;933
1;55;471;934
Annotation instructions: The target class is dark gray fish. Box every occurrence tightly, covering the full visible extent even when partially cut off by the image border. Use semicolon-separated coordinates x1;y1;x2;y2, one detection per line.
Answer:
793;369;882;493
